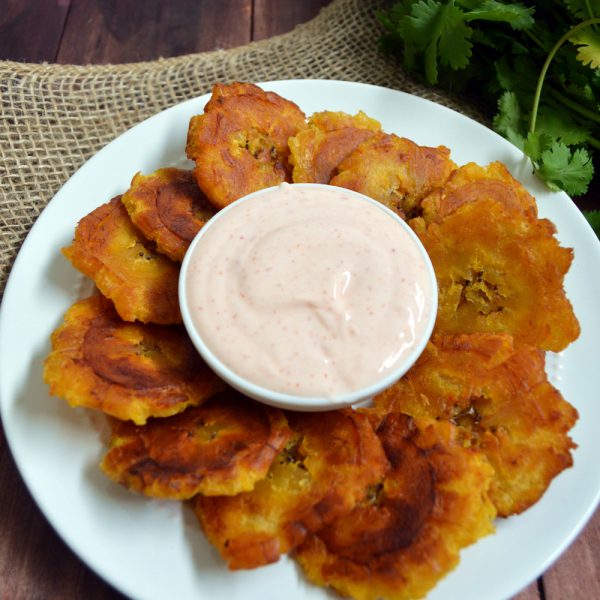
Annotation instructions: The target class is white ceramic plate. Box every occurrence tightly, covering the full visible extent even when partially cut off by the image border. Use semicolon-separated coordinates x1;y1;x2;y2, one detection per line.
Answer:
1;80;599;600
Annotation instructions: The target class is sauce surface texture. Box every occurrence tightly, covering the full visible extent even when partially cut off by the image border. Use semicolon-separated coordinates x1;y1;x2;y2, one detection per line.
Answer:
185;184;434;397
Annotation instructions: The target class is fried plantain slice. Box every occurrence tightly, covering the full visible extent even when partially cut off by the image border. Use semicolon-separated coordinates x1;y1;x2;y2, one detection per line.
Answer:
411;199;580;351
100;391;291;499
288;110;381;184
63;196;181;324
121;168;216;262
375;333;578;516
295;413;496;600
186;82;306;209
194;409;387;569
421;161;538;223
330;132;455;218
43;296;225;425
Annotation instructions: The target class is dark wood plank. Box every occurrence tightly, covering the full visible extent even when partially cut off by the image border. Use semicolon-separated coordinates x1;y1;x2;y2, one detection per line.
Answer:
56;0;252;64
0;0;71;62
512;581;542;600
252;0;331;40
543;508;600;599
0;422;126;599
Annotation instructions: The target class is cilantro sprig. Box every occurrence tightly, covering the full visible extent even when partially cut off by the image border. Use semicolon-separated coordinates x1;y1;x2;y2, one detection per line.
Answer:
379;1;600;197
584;209;600;237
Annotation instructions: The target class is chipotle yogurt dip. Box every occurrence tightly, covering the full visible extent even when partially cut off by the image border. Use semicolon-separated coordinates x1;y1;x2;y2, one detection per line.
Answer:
180;183;436;409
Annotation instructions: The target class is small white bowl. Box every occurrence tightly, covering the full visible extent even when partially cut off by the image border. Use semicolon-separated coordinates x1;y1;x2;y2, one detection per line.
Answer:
179;183;438;412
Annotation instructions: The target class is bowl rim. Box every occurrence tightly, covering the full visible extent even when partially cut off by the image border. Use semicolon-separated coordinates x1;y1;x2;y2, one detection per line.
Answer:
178;182;438;411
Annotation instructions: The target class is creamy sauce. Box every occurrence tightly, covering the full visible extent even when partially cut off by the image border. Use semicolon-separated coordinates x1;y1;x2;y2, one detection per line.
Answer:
184;184;434;398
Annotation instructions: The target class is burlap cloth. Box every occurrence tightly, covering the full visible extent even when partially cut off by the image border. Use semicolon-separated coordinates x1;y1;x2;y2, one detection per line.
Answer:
0;0;484;300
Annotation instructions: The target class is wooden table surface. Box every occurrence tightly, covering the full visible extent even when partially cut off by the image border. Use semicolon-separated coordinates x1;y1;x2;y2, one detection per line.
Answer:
0;1;598;599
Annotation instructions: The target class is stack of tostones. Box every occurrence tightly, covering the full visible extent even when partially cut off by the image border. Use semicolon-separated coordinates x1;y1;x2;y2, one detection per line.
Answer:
186;82;307;208
194;409;388;569
51;159;229;426
330;133;456;218
101;391;291;499
374;333;578;516
295;412;496;600
63;196;181;324
288;110;381;184
121;168;216;262
44;296;225;424
45;81;583;600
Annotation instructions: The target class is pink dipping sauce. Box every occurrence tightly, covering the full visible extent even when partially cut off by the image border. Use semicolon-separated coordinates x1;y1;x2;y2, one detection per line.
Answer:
184;183;435;399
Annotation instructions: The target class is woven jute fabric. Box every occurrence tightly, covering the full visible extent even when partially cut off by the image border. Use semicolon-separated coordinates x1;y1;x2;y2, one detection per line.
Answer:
0;0;483;299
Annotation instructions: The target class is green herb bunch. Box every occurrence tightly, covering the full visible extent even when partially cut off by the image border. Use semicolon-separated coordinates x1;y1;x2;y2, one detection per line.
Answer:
379;0;600;200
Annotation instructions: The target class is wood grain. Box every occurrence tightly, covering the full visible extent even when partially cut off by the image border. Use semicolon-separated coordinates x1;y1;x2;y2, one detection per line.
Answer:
0;422;126;600
0;0;71;62
252;0;329;40
56;0;253;64
512;582;542;600
543;509;600;599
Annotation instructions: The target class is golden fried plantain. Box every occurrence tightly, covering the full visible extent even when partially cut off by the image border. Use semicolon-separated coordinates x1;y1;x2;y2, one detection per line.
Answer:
375;333;578;516
121;168;216;262
295;413;496;600
186;82;306;208
411;199;580;351
288;110;381;184
43;296;225;425
63;196;181;324
421;161;538;223
194;409;387;569
330;133;455;218
100;392;291;499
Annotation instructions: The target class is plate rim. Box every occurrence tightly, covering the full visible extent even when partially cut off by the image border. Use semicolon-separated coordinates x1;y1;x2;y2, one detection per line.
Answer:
1;78;599;600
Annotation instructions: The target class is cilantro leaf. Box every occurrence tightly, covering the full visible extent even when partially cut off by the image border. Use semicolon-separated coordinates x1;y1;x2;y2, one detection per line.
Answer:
399;0;473;83
493;91;526;148
438;12;473;69
561;81;597;105
537;107;591;145
460;1;535;30
537;142;594;195
524;130;553;161
385;0;415;20
397;1;441;52
494;55;537;99
563;0;600;20
570;29;600;69
583;210;600;238
379;1;600;197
